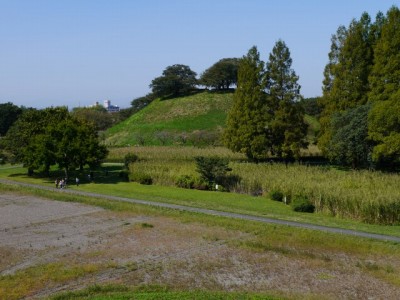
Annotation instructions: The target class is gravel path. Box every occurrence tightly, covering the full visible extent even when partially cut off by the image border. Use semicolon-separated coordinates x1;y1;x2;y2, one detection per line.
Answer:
1;178;399;243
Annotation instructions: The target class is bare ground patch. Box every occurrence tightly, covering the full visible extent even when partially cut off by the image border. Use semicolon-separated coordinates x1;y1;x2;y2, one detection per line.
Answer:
0;193;399;299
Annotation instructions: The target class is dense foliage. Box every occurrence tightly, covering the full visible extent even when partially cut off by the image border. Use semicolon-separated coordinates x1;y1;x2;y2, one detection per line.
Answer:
194;156;231;185
4;107;107;177
200;58;240;90
326;103;372;168
264;40;308;160
224;42;307;161
299;97;322;117
0;102;24;136
72;105;114;131
223;46;268;161
150;64;198;98
319;6;400;169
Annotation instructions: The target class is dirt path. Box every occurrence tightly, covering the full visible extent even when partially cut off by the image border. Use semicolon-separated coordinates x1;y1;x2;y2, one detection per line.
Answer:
1;191;400;299
1;178;399;243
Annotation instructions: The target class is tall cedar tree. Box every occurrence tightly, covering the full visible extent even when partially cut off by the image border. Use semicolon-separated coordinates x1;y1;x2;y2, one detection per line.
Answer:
264;40;308;160
368;6;400;166
319;13;377;155
223;46;268;161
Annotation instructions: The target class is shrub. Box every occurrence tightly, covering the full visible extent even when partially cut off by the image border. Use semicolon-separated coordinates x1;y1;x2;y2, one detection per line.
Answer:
194;156;231;184
292;195;315;213
248;180;263;196
193;177;210;190
217;174;241;192
129;172;153;185
124;153;138;169
269;190;284;202
176;175;196;189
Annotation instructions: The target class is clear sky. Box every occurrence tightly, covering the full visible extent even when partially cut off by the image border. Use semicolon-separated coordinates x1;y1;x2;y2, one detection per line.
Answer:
0;0;397;109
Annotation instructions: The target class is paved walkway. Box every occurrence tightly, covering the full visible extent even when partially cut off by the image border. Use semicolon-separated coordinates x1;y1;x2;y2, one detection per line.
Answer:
1;178;399;243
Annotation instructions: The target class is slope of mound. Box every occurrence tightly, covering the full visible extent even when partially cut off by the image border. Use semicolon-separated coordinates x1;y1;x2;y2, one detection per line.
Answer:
105;91;320;149
105;92;233;146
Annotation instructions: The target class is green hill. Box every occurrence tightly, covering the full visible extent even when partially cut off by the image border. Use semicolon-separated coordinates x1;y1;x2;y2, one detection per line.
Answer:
105;91;234;146
105;91;320;148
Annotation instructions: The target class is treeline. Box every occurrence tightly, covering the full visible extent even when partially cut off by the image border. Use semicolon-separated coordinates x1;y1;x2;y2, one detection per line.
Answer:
224;42;308;162
0;106;107;177
319;6;400;170
128;58;240;112
2;6;400;172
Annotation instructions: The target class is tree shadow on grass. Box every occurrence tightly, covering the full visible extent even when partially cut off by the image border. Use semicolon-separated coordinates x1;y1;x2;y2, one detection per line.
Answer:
6;164;129;186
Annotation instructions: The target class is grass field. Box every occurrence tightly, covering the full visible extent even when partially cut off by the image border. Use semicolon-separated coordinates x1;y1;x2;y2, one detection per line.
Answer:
106;146;400;225
50;284;280;300
0;182;400;299
1;158;399;237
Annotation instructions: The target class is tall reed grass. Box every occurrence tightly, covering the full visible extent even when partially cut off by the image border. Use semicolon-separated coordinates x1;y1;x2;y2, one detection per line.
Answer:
108;146;400;225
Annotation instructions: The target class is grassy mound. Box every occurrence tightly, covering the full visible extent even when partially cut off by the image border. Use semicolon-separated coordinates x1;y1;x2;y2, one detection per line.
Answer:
105;91;320;156
105;91;234;146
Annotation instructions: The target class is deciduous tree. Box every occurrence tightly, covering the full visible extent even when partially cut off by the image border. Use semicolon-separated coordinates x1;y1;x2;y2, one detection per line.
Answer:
200;58;239;90
150;64;197;98
0;102;23;136
4;107;107;177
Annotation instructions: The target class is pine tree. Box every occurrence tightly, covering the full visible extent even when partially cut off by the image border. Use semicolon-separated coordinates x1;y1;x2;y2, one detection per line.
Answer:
369;6;400;103
264;40;308;160
319;12;376;154
368;6;400;167
223;46;268;160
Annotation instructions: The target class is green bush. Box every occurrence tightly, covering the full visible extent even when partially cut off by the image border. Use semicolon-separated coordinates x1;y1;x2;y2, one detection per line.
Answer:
292;195;315;213
194;156;231;184
124;153;139;169
175;175;196;189
218;174;241;192
193;177;210;190
129;172;153;185
269;190;284;202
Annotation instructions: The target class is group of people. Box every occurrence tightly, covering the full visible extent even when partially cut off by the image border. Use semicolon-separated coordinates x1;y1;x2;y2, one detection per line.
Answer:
55;177;80;189
55;178;68;189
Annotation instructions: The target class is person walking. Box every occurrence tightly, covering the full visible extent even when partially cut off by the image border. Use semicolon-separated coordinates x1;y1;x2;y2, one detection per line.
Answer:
75;177;80;186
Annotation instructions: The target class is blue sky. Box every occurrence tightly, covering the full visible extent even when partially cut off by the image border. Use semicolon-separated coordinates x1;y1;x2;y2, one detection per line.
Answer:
0;0;397;109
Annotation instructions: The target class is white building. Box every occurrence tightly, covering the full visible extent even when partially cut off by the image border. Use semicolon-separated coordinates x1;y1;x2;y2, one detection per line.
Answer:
103;100;120;113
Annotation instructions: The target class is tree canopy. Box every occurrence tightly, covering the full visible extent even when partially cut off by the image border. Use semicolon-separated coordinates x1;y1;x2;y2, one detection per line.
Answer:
72;106;114;131
318;7;400;169
223;46;268;161
224;42;308;161
319;13;377;154
264;40;308;160
200;58;240;90
326;103;372;168
0;102;24;136
150;64;198;98
4;107;107;177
